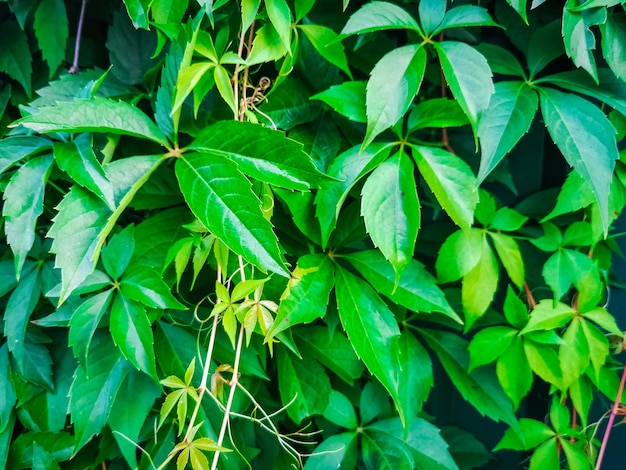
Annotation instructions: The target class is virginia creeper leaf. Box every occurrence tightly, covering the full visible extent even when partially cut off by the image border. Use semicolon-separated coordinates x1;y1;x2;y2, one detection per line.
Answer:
462;236;499;327
299;25;351;78
120;267;186;310
497;337;533;408
0;21;32;95
407;98;469;132
265;0;293;52
0;136;51;175
340;1;421;36
562;7;599;82
434;5;499;33
418;0;446;35
600;12;626;81
311;81;366;123
436;229;483;283
34;0;68;78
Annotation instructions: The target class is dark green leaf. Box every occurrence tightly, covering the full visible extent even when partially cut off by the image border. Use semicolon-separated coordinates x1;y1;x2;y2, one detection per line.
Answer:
601;12;626;81
69;290;114;368
270;254;334;337
540;87;618;233
7;431;74;470
304;432;358;470
0;136;51;175
475;44;526;77
70;335;132;451
101;225;135;281
299;25;351;77
277;349;331;424
110;294;158;379
54;134;115;210
396;331;433;423
12;98;169;146
361;152;419;279
323;390;358;429
361;431;414;470
176;151;289;276
0;21;32;95
340;1;421;36
312;81;366;123
0;344;16;434
120;267;186;310
3;154;53;277
364;45;426;147
526;20;564;77
33;0;68;78
257;77;321;130
407;98;469;133
562;8;599;82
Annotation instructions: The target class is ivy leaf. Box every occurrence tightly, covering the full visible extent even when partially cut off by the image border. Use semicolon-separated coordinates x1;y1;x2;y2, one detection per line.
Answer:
364;45;426;148
562;7;600;82
176;151;289;276
270;254;334;337
69;290;114;369
540;88;618;234
436;229;483;283
110;294;158;380
265;0;293;52
122;0;149;29
277;349;331;424
462;236;499;328
3;154;54;277
54;134;115;210
434;5;499;33
469;326;518;370
420;329;518;429
526;20;564;78
435;41;493;136
340;1;421;36
396;331;434;426
477;82;538;184
361;152;420;281
189;120;325;190
361;431;414;469
344;250;459;322
311;81;366;123
600;12;626;81
33;0;68;78
323;390;358;429
120;267;186;310
12;98;169;146
335;266;405;423
418;0;446;35
0;136;51;175
407;98;469;133
522;301;575;334
413;145;478;230
489;232;525;288
304;432;358;470
70;335;132;452
497;337;533;408
315;143;392;248
0;21;32;95
299;25;351;78
101;225;135;281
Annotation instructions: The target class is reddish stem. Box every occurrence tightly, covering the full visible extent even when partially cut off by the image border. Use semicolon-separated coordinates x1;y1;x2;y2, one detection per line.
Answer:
523;280;537;309
595;363;626;470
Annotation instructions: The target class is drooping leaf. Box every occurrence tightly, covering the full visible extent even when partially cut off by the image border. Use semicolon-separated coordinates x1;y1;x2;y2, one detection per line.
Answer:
101;225;135;281
435;41;493;135
413;145;478;230
364;45;426;147
3;154;54;277
361;152;420;280
0;21;32;95
54;134;115;210
176;151;289;276
270;254;334;337
12;98;169;146
190;120;324;190
497;337;533;408
123;0;149;29
335;266;405;422
315;143;392;248
70;335;132;452
340;1;421;37
33;0;68;78
344;250;459;322
277;349;332;424
477;81;538;183
540;87;618;234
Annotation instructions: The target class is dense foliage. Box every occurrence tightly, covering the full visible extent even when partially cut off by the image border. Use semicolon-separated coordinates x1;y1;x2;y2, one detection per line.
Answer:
1;0;626;468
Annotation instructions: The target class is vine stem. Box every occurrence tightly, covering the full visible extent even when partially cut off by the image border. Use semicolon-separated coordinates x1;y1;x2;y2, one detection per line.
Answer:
595;362;626;470
69;0;87;74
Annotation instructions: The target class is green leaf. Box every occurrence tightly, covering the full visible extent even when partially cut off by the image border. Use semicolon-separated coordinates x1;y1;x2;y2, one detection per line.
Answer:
505;0;528;23
101;225;135;281
54;134;115;210
489;232;525;288
562;7;599;82
271;254;334;337
175;151;289;276
12;98;169;146
495;418;554;451
345;250;459;322
340;1;421;36
477;82;538;183
522;300;575;334
475;44;526;77
295;326;364;384
524;340;563;388
396;331;434;423
304;432;358;470
419;329;518;428
490;207;528;231
0;136;51;175
70;335;132;452
542;249;593;302
559;318;590;388
299;25;351;77
413;145;478;230
503;285;529;329
540;88;618;234
110;294;158;380
361;431;414;470
600;12;626;81
436;228;483;283
434;5;499;33
580;319;608;378
109;369;161;468
582;308;622;335
246;23;289;65
312;81;366;123
0;21;32;95
468;326;517;370
277;349;331;424
361;152;419;280
123;0;149;29
120;267;186;310
364;45;426;147
497;337;533;408
335;266;404;421
7;431;74;469
418;0;446;35
315;143;392;248
529;437;559;470
371;418;459;470
189;120;324;190
69;290;114;368
407;98;469;133
441;426;492;470
526;20;564;78
3;154;53;277
0;344;16;434
265;0;293;52
33;0;68;78
257;77;321;131
323;390;358;429
435;41;493;135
